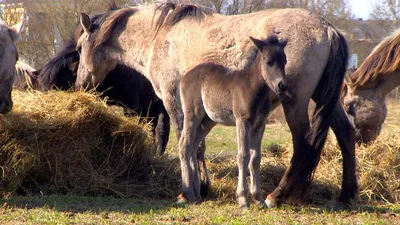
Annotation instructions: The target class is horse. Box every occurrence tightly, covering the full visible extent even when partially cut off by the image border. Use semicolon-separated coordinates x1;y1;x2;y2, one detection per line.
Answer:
343;30;400;144
179;35;288;206
13;60;39;90
0;18;24;113
34;25;170;156
75;3;358;207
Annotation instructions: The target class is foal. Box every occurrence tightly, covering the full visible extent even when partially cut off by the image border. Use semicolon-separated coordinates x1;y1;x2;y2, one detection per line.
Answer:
179;35;288;207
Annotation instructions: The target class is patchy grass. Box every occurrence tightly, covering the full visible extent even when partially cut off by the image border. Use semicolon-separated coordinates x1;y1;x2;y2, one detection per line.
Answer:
0;196;399;224
1;94;400;224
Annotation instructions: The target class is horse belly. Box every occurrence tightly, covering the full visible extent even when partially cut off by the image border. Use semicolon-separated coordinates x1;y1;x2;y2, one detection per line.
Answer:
202;92;235;126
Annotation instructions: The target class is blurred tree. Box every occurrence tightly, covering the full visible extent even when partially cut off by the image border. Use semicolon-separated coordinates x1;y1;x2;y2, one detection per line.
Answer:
0;0;356;68
370;0;400;32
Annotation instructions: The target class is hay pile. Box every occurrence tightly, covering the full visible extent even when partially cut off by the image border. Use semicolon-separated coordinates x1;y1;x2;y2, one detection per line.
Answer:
0;90;180;198
205;131;400;205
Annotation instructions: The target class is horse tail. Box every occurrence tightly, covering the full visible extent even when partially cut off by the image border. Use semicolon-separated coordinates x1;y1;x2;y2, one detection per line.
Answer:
304;24;349;184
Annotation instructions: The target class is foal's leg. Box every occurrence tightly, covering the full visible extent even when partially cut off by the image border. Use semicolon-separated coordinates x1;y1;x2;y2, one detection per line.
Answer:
236;118;251;208
192;117;216;198
328;103;359;203
266;99;311;207
162;86;209;190
178;111;204;203
249;121;267;206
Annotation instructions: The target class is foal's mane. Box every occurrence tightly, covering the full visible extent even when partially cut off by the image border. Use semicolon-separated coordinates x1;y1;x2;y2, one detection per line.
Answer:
154;3;214;34
349;30;400;88
88;7;137;51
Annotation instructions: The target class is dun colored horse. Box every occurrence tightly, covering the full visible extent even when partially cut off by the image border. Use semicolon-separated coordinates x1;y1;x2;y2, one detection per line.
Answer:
75;3;358;207
343;30;400;143
0;19;24;113
179;35;287;206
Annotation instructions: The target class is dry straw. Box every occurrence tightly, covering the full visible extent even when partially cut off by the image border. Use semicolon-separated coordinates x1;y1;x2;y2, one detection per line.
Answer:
0;90;398;205
0;90;180;198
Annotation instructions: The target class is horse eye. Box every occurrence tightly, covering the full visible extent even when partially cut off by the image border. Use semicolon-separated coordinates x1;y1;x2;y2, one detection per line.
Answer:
267;60;274;66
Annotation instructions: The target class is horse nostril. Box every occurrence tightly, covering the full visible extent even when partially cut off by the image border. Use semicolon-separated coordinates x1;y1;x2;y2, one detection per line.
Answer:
278;81;287;92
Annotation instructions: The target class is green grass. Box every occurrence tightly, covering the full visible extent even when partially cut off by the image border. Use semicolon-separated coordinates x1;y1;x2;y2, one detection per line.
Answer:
166;122;292;157
0;196;399;224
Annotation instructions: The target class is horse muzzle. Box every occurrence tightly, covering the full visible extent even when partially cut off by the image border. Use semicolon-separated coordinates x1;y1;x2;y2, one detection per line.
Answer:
277;81;287;93
0;98;13;114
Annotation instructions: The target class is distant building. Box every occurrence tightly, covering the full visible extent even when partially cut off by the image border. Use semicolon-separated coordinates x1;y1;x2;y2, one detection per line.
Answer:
0;0;24;24
343;18;394;69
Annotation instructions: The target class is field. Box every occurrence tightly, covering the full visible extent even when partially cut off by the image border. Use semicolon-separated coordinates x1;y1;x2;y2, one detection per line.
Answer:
0;92;399;224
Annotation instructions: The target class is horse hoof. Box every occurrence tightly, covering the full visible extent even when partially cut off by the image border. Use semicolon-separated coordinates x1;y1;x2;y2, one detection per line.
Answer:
239;203;249;209
200;181;210;197
176;193;188;204
176;193;202;205
256;201;267;209
265;195;278;208
237;196;249;209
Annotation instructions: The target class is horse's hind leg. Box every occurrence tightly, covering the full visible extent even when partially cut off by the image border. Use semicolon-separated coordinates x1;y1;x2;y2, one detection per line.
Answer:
192;117;216;198
236;118;251;208
329;103;359;204
266;100;311;207
249;121;267;206
197;139;211;197
178;110;204;203
162;87;184;140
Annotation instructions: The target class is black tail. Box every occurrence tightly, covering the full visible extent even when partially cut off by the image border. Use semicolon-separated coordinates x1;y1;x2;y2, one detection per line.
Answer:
304;24;349;185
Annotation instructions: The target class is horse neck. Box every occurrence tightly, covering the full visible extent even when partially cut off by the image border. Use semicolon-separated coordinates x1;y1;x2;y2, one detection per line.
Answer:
378;71;400;96
108;12;156;78
353;71;400;104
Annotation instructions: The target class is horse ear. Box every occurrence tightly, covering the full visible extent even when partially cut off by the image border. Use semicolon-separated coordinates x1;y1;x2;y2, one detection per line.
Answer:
80;13;91;34
249;36;265;51
9;18;25;42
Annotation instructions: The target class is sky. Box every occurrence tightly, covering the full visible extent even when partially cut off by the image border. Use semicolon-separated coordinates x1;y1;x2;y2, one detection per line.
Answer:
349;0;377;19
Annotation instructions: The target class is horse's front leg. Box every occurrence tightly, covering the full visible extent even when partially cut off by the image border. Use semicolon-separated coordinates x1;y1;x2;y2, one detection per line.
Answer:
153;101;170;156
236;118;251;208
249;121;267;206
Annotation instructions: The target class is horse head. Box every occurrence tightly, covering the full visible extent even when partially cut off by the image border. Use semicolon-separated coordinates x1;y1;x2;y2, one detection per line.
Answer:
75;12;117;90
0;18;24;113
343;79;387;144
250;35;288;95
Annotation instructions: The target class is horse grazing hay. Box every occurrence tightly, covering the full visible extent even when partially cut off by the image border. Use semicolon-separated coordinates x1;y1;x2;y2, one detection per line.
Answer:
0;90;180;198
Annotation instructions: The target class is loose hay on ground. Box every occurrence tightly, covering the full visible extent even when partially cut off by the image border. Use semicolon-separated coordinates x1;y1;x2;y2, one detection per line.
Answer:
1;90;399;205
0;90;180;198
